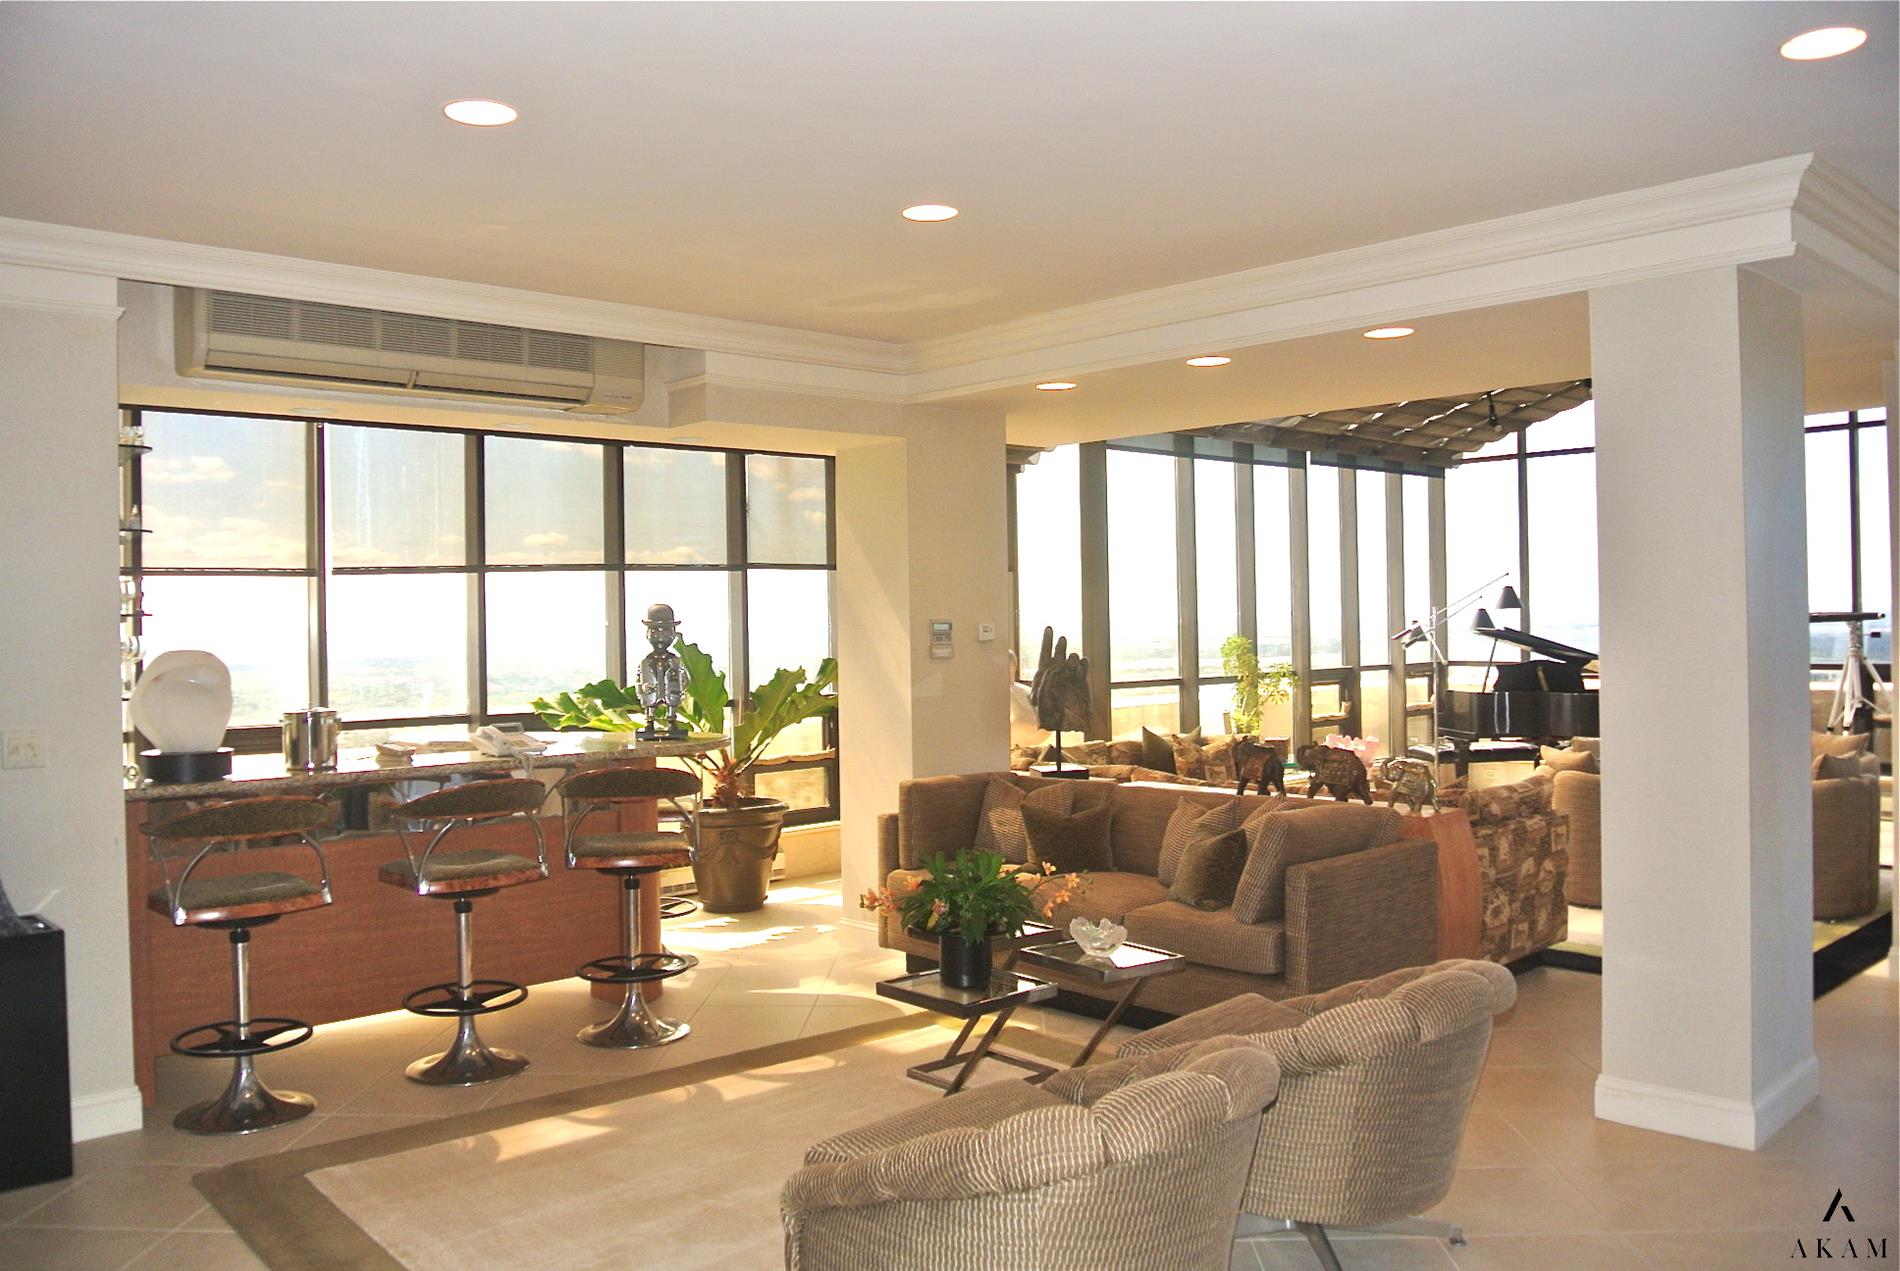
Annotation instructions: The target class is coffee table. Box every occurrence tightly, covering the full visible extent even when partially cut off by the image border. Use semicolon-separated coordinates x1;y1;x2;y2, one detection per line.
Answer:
1015;939;1187;1068
875;970;1056;1095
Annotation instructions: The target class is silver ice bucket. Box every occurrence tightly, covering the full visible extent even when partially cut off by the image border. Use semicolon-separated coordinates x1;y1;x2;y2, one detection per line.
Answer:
282;708;340;771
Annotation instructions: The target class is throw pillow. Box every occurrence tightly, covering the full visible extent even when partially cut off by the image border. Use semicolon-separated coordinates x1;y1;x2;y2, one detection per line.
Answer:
1157;796;1247;885
1539;745;1599;774
1022;802;1114;874
1106;739;1145;766
1168;732;1209;781
1812;732;1870;759
1232;803;1404;923
1464;770;1556;824
1168;825;1249;911
1202;735;1241;787
1813;753;1864;781
1039;739;1106;766
972;780;1074;864
1139;726;1178;774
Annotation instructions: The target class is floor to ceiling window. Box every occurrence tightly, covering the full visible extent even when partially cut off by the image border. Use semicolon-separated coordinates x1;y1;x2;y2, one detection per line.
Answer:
127;408;839;822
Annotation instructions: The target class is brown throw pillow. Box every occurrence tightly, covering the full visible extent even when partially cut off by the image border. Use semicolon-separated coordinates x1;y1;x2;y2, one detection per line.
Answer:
1168;826;1249;911
1464;770;1556;824
1539;745;1598;774
973;780;1074;864
1139;727;1178;774
1812;732;1870;759
1813;753;1864;781
1168;733;1209;781
1202;735;1240;786
1157;796;1248;885
1022;802;1114;874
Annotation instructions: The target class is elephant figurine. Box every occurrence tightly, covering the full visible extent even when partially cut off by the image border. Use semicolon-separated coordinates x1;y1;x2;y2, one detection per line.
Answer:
1296;743;1374;804
1232;737;1286;797
1376;755;1438;815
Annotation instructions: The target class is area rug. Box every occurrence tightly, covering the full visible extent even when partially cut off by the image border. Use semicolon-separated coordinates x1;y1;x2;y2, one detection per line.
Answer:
196;1015;1080;1270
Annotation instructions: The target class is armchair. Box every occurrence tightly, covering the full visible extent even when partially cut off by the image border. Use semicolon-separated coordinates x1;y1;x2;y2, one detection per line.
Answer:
1116;959;1516;1270
781;1036;1279;1271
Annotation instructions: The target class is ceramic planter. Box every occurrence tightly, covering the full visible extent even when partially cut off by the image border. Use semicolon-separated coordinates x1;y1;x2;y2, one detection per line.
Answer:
690;797;788;913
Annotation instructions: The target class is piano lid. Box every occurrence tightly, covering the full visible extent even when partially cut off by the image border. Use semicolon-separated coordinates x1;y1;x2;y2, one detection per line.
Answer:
1470;616;1598;669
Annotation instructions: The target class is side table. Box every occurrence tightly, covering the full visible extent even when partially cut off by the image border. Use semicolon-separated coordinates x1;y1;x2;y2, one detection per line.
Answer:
1015;939;1186;1069
875;970;1057;1096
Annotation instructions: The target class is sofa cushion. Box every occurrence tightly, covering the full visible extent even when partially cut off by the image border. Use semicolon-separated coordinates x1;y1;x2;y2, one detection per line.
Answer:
1168;826;1249;912
972;779;1074;864
1202;735;1242;787
1462;770;1555;824
1233;803;1405;923
1539;744;1598;774
896;775;991;869
1040;739;1107;766
1125;901;1285;975
1812;752;1866;781
1105;739;1145;766
1169;734;1209;781
1157;796;1250;886
1023;802;1114;873
1812;731;1870;759
1140;726;1179;773
1033;870;1168;925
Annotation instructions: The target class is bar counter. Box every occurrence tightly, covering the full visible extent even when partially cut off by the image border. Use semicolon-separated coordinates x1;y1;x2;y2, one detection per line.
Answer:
124;734;725;1105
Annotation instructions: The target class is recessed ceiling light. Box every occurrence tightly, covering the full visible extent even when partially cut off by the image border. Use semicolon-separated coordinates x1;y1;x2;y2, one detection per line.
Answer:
1036;381;1078;392
443;99;519;127
1779;27;1867;60
901;204;959;222
1362;326;1416;340
1185;355;1232;367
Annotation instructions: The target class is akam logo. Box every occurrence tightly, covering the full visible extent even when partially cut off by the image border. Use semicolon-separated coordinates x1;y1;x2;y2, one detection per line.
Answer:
1789;1190;1888;1260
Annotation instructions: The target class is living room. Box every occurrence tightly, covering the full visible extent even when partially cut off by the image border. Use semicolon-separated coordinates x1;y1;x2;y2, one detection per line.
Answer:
0;4;1894;1269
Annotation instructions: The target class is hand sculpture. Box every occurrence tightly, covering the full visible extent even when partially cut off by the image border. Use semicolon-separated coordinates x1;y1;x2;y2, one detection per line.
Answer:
1028;626;1092;734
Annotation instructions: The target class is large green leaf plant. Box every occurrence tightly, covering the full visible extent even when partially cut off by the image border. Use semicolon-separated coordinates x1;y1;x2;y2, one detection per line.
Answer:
532;639;838;808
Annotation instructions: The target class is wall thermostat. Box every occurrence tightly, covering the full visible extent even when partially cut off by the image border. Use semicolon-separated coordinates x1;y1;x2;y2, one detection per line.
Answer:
929;619;954;659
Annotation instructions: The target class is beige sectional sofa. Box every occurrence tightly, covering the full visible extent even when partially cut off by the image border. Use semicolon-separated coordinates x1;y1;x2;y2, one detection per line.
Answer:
874;773;1440;1013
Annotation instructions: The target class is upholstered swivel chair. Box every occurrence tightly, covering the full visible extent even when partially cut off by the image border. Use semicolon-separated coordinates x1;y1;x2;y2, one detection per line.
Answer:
144;796;335;1134
1116;959;1516;1271
782;1036;1280;1271
379;778;549;1084
553;764;703;1048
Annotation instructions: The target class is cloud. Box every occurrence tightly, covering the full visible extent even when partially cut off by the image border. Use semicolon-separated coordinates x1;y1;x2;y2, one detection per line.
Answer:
144;455;235;485
522;532;571;549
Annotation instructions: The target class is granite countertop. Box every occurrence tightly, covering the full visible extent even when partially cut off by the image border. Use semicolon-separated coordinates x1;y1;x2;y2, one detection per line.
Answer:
125;733;727;802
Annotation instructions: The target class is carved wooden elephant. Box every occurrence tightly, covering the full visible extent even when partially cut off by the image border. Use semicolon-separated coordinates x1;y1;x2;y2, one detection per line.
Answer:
1232;738;1285;797
1295;743;1374;804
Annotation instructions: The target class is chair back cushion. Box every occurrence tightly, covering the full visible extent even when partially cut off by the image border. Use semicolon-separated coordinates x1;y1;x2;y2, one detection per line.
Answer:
1232;804;1404;923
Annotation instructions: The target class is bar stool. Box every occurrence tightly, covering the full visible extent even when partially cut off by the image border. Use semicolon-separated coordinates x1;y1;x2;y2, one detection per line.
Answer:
554;765;702;1048
144;796;335;1134
380;778;549;1085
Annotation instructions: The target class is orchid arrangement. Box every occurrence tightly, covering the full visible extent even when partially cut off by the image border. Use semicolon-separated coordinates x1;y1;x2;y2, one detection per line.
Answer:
860;849;1078;939
1322;732;1380;773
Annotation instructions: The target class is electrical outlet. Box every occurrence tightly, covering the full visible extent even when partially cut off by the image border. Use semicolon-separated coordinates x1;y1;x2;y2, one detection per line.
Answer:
3;731;46;769
977;622;996;642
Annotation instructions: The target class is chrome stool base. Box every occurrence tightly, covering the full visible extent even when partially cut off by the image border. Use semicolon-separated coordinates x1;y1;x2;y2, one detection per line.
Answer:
174;1057;314;1135
578;986;691;1049
406;1015;529;1085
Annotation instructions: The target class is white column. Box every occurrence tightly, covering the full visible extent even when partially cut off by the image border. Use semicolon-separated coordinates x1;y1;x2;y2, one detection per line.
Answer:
1886;355;1897;968
1589;266;1815;1148
0;265;142;1139
835;412;1011;912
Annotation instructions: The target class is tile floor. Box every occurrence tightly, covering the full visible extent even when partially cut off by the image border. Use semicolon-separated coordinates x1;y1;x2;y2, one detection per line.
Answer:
1;876;1893;1270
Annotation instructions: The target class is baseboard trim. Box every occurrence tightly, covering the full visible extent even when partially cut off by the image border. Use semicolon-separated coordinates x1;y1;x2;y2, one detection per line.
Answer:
71;1086;144;1141
1595;1054;1819;1149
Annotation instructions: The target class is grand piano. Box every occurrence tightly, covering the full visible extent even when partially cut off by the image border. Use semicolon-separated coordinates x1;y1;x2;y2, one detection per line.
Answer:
1436;617;1600;771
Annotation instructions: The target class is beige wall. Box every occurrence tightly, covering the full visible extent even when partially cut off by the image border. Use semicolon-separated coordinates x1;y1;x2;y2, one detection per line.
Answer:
0;265;143;1139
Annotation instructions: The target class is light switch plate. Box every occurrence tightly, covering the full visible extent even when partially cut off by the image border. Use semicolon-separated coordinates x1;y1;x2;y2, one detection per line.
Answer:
3;731;46;769
977;623;996;642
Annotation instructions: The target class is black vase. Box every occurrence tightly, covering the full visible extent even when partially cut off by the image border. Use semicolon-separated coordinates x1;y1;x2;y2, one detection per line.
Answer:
938;932;992;989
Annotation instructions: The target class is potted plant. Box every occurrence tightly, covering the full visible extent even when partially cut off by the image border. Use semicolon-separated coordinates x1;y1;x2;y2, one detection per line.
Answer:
859;852;1071;988
1220;634;1299;738
533;641;838;913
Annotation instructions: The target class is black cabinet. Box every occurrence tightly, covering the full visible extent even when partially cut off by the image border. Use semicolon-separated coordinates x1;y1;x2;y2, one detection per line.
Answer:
0;917;73;1190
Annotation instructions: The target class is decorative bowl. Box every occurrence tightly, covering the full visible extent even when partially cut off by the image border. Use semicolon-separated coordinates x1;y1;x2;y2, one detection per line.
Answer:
1069;916;1126;957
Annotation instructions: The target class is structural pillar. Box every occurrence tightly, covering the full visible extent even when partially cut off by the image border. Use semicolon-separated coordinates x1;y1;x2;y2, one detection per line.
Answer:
1589;265;1816;1148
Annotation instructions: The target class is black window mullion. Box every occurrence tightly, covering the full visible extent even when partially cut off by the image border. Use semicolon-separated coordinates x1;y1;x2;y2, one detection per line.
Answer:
607;444;628;685
466;435;487;724
308;420;327;711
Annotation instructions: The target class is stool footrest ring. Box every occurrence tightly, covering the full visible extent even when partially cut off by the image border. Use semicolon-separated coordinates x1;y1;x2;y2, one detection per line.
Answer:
576;952;693;985
169;1017;313;1059
402;979;528;1017
659;895;700;921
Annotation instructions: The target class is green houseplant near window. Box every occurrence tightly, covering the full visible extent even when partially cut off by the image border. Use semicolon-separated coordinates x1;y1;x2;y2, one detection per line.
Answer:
533;640;838;912
1219;634;1297;736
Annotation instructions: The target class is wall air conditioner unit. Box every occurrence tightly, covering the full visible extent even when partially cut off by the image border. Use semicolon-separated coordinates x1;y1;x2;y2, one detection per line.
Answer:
175;289;644;414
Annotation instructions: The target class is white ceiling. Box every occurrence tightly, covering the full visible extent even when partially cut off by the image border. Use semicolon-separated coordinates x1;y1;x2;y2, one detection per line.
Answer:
2;0;1894;350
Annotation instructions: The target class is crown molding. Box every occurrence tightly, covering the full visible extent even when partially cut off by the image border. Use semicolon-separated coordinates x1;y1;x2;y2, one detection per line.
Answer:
0;217;910;376
903;155;1827;398
1791;157;1900;297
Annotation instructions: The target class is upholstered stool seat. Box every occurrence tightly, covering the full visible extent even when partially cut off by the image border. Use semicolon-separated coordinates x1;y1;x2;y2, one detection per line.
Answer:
143;795;336;1135
554;765;705;1048
381;778;550;1085
376;848;542;893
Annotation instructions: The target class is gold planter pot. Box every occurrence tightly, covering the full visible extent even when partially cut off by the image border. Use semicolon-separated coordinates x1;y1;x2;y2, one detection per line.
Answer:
690;797;788;913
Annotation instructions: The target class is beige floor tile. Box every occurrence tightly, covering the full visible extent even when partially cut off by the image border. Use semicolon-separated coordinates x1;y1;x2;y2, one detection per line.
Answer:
1557;1153;1898;1235
1482;1027;1596;1071
1244;1232;1459;1270
1468;1063;1599;1121
0;1225;164;1269
802;1000;911;1035
0;1178;74;1228
1499;1108;1765;1170
329;1066;513;1116
270;1112;435;1152
1419;1166;1609;1235
11;1161;212;1232
176;1203;234;1233
1449;1233;1647;1271
1624;1228;1860;1270
124;1229;267;1269
1454;1112;1543;1168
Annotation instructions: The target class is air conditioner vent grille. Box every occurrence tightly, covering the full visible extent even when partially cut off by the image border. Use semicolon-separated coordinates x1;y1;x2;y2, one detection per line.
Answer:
295;302;377;350
527;330;594;373
207;291;294;341
379;312;455;359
